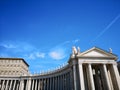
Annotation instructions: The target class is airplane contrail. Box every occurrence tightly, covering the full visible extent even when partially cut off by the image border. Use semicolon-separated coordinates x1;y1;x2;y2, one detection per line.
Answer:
90;14;120;44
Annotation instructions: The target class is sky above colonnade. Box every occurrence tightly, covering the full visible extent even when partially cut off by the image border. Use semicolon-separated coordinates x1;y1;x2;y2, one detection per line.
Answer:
0;0;120;72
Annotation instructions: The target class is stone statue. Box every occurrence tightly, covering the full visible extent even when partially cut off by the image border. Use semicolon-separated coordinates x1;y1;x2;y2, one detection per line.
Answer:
77;47;80;53
72;46;77;54
109;48;112;53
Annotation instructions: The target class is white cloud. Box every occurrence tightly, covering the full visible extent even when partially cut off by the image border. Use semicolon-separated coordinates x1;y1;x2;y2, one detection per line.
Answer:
74;39;79;43
27;53;35;59
1;43;17;49
0;39;79;60
36;52;45;58
26;52;46;60
49;48;66;60
0;41;36;53
48;39;80;60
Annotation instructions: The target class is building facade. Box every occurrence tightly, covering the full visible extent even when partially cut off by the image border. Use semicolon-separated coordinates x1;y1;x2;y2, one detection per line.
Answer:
0;47;120;90
0;58;29;76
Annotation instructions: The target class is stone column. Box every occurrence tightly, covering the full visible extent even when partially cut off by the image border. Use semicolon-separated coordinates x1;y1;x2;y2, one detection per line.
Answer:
38;79;40;90
47;78;49;90
50;77;52;90
41;79;43;90
112;64;120;89
87;64;95;90
63;74;65;90
57;77;58;90
25;80;28;90
13;80;16;90
43;78;46;90
64;74;67;90
20;79;24;90
1;80;5;90
27;78;31;90
61;75;63;90
46;78;47;90
53;77;54;90
78;63;85;90
70;70;73;90
108;64;119;90
40;79;42;90
45;79;47;90
0;79;1;89
102;64;111;90
35;79;37;90
68;73;71;90
5;80;9;90
9;80;13;90
107;70;114;89
31;79;34;90
73;65;77;90
66;73;68;90
16;81;19;90
55;77;57;90
67;73;70;90
65;74;67;90
59;76;62;90
58;76;59;90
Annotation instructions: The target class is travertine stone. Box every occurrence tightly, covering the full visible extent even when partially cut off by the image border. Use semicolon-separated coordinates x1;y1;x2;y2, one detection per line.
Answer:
78;63;85;90
73;65;77;90
112;64;120;89
0;47;120;90
88;64;95;90
102;64;112;90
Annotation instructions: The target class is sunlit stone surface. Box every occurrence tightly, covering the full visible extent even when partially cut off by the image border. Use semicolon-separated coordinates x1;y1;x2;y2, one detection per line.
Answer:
0;47;120;90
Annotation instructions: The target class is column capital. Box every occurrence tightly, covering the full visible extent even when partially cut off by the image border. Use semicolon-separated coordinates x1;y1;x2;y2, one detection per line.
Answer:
78;63;83;65
78;59;84;64
88;63;92;65
112;63;118;65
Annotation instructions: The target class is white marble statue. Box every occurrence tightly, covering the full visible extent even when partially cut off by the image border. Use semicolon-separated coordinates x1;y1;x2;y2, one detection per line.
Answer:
77;46;80;53
109;48;112;53
72;46;77;54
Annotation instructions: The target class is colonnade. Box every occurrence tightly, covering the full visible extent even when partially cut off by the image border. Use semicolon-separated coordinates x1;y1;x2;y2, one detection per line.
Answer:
0;79;20;90
28;72;72;90
0;67;73;90
73;62;120;90
0;63;120;90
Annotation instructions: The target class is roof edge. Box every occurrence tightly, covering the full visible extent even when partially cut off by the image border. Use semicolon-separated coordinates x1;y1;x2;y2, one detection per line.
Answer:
0;57;29;67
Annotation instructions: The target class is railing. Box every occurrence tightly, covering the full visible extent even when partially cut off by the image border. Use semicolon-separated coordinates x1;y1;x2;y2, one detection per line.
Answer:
31;62;69;76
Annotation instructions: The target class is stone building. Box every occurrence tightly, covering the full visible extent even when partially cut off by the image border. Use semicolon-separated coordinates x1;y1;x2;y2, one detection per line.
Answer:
0;58;29;76
0;47;120;90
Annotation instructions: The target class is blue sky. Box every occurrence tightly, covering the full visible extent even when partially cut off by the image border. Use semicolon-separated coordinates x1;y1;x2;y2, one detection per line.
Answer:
0;0;120;73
